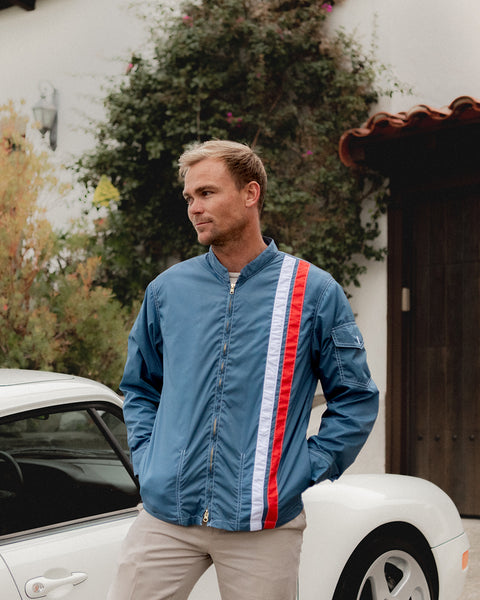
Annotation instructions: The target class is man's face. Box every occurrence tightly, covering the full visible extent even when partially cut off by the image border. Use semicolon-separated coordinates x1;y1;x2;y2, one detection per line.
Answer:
183;158;251;247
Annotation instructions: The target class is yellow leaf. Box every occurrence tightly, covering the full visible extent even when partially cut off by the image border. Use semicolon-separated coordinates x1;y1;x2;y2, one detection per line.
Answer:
93;175;120;207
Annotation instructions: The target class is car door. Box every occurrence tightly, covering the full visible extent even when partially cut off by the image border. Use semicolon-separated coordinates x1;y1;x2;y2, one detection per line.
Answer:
0;402;140;600
1;555;21;599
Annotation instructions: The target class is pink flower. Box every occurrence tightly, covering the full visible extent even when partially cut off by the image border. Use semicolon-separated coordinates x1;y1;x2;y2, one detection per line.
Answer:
125;62;134;75
302;150;314;158
182;15;193;26
322;3;333;12
226;112;243;127
2;304;7;311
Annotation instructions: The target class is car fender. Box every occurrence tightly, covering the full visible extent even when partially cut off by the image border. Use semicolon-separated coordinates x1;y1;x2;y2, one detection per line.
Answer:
298;473;465;600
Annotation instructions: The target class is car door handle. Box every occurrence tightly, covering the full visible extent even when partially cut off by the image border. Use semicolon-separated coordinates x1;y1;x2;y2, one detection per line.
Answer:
25;572;88;598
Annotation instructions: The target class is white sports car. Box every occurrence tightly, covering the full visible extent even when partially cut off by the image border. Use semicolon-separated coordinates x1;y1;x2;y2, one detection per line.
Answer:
0;370;469;600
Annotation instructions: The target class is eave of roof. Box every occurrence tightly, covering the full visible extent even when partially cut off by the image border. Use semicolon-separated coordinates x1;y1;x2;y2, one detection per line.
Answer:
339;95;480;168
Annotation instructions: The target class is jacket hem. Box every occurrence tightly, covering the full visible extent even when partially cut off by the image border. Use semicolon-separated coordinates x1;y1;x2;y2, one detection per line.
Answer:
141;498;305;532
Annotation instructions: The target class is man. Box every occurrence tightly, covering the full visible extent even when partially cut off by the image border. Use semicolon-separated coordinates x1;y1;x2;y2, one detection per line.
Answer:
108;140;378;600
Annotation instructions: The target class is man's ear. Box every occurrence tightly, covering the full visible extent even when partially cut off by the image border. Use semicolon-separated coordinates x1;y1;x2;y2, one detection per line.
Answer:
244;181;261;209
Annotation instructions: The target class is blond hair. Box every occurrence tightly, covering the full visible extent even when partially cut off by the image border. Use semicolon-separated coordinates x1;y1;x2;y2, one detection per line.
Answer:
179;140;267;211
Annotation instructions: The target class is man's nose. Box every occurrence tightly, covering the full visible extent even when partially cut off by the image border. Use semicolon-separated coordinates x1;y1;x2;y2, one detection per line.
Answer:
188;197;204;213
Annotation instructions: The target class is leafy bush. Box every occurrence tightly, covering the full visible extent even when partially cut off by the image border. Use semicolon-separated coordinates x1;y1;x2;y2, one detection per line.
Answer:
0;103;133;390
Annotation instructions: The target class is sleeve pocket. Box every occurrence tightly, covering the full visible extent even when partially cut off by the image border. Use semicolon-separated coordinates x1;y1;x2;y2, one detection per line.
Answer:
331;322;371;387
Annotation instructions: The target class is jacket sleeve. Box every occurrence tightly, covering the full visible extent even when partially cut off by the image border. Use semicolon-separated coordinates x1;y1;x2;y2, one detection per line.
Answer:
120;284;163;476
308;278;379;484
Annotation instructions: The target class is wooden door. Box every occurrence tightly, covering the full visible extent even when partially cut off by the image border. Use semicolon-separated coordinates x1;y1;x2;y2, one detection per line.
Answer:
404;185;480;515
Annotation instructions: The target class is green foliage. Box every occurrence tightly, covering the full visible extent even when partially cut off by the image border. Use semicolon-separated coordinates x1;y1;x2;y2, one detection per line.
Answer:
0;103;134;390
46;255;136;388
79;0;390;304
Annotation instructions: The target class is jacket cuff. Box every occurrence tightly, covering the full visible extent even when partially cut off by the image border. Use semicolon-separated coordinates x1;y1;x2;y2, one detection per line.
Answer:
307;440;339;484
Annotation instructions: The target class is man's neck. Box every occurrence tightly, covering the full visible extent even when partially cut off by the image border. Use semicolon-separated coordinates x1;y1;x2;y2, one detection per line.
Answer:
212;235;267;272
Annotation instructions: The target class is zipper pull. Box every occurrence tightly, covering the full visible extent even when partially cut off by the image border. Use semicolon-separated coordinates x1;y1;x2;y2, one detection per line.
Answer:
230;282;236;294
202;508;209;523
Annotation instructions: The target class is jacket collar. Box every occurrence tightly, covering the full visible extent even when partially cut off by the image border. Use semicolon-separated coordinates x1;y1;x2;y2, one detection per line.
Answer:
206;237;279;283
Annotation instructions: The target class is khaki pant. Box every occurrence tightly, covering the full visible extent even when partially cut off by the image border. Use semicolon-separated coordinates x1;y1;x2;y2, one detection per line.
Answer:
107;507;306;600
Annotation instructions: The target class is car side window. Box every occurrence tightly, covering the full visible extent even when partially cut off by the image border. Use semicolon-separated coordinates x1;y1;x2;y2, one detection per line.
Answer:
0;405;140;537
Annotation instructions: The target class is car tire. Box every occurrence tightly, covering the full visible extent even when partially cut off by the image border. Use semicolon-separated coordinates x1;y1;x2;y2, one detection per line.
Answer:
332;527;438;600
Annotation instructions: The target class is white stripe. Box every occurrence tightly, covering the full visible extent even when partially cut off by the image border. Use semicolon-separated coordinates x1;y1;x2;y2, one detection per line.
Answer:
250;255;296;530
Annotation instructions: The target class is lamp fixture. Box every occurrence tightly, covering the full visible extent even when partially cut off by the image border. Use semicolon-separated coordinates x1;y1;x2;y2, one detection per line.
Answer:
32;80;58;150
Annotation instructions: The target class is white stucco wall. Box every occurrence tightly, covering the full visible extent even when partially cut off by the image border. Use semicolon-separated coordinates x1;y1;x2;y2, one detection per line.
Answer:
344;218;387;474
328;0;480;113
0;0;151;153
0;0;151;225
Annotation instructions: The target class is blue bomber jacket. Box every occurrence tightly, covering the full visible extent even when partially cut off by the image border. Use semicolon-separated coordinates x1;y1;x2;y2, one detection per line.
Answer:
121;239;379;532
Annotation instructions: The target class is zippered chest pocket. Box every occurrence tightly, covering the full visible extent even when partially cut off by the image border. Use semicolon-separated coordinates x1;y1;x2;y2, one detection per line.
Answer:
331;322;371;387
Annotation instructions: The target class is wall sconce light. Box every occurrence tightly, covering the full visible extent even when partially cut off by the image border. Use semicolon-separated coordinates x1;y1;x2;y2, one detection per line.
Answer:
32;80;58;150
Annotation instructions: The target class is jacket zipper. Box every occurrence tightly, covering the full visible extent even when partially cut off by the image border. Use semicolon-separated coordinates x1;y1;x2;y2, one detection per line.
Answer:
203;282;236;527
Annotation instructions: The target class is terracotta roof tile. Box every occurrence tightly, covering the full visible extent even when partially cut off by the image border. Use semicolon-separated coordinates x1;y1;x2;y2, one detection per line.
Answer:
339;95;480;167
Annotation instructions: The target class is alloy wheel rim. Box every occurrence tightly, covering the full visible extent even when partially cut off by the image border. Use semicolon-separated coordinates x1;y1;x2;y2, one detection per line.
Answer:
357;549;431;600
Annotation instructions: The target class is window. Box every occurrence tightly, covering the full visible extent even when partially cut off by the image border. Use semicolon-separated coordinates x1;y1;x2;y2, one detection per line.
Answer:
0;405;140;536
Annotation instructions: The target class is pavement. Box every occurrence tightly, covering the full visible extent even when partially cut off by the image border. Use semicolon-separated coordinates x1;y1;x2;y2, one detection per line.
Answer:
460;518;480;600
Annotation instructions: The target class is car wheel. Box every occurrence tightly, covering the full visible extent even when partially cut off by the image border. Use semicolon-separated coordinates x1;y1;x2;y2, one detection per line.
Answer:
333;529;438;600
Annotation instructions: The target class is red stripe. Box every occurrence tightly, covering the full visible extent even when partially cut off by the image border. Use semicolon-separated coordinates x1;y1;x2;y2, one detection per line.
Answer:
264;260;310;528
